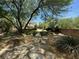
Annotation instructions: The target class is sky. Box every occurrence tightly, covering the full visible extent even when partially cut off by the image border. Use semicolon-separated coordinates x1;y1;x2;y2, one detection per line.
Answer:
64;0;79;18
33;0;79;23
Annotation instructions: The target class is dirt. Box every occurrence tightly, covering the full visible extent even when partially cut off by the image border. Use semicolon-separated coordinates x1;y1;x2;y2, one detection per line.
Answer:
60;29;79;37
0;32;78;59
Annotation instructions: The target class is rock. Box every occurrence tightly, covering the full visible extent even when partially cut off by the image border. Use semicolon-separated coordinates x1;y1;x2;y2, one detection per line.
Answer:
35;33;41;37
0;35;69;59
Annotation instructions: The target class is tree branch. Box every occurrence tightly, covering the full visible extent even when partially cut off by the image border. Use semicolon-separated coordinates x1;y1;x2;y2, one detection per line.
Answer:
12;0;19;10
4;0;17;18
12;0;25;32
0;15;18;29
24;0;43;30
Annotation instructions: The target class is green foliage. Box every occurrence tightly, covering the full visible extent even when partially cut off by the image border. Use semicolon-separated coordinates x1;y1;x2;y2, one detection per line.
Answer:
43;0;72;17
45;0;72;6
0;0;39;33
39;17;79;29
25;30;37;36
0;6;8;17
57;17;79;29
39;22;49;29
73;17;79;29
58;18;74;29
0;19;12;33
0;0;72;33
39;19;56;29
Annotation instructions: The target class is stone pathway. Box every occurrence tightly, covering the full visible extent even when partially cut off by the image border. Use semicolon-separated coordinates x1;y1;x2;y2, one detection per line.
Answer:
0;33;66;59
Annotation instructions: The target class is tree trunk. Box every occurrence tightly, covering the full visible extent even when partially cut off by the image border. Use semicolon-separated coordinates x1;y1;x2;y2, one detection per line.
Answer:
24;0;43;30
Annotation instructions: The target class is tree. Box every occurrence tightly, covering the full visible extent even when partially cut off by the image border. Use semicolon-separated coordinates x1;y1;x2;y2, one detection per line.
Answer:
58;18;74;29
0;18;12;33
73;17;79;29
0;0;72;34
39;18;56;29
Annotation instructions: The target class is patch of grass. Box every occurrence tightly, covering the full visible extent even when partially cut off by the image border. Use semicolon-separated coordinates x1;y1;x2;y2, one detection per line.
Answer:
55;36;79;54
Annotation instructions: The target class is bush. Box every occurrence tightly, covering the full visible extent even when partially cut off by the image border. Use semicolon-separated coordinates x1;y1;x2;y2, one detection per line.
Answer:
25;30;37;36
55;36;79;54
40;31;48;36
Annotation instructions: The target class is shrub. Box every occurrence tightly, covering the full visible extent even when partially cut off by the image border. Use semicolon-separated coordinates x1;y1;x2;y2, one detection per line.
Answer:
55;36;79;54
40;31;48;36
25;30;37;36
